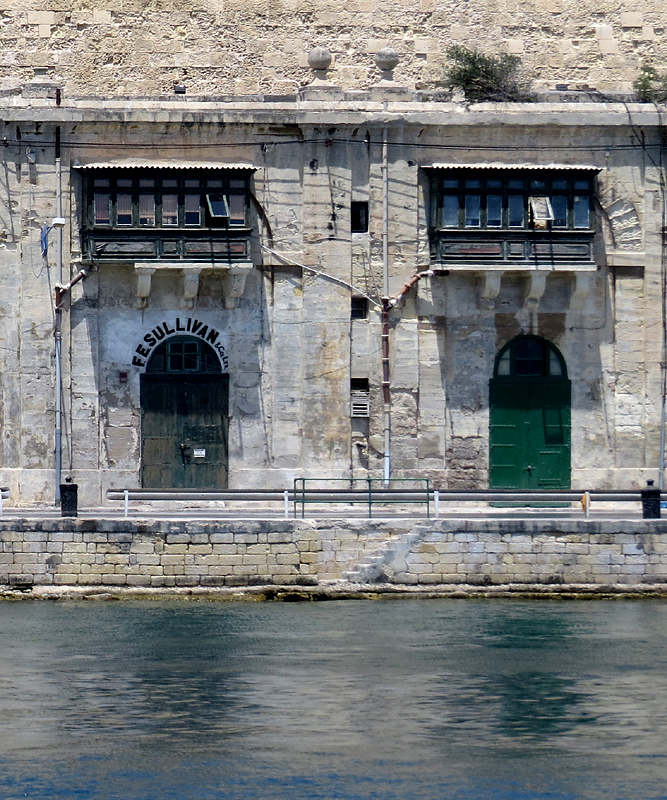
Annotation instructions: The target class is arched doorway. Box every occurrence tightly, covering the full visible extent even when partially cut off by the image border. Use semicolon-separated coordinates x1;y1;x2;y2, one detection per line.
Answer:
140;336;229;488
489;335;570;489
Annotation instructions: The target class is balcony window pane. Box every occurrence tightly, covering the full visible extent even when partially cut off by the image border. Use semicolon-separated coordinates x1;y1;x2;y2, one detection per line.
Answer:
552;179;568;190
487;195;502;227
207;178;223;188
118;179;133;188
184;179;199;189
465;179;480;189
117;194;133;226
94;194;110;225
139;179;154;188
487;179;502;189
443;179;458;188
139;194;155;226
442;195;459;227
465;195;481;227
508;195;524;227
573;196;590;229
184;194;201;225
229;194;246;226
230;179;246;189
574;178;591;191
549;349;563;376
163;179;178;188
162;194;178;226
508;179;523;189
551;195;568;227
530;179;546;190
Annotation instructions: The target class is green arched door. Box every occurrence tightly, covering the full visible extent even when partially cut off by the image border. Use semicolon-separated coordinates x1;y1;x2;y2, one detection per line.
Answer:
489;335;571;489
140;336;229;489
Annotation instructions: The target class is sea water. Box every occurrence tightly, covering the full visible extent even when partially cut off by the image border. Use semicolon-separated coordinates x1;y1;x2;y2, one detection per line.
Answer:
0;598;666;800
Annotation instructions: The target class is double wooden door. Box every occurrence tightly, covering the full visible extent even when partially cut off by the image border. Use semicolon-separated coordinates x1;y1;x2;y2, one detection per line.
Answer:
489;379;571;490
141;373;229;489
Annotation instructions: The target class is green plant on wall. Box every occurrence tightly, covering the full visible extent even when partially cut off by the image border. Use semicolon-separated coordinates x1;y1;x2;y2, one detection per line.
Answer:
444;45;531;102
634;64;667;102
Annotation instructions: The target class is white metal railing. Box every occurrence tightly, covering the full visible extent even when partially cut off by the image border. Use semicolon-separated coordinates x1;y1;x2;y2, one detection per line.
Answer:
106;488;645;519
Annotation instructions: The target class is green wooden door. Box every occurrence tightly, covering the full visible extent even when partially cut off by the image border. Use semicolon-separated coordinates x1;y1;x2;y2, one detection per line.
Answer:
489;378;571;489
141;373;229;489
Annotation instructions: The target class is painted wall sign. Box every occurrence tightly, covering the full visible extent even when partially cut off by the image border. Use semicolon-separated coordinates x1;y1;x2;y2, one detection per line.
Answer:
132;317;229;370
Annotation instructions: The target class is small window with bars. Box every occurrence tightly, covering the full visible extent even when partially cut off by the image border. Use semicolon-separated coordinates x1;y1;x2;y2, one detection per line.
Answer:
350;378;370;418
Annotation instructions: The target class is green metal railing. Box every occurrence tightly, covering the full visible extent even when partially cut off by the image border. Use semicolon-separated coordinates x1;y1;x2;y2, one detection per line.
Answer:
292;478;430;519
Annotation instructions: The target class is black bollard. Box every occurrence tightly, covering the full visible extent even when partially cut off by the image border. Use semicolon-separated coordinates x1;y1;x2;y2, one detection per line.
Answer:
641;479;661;519
60;477;78;518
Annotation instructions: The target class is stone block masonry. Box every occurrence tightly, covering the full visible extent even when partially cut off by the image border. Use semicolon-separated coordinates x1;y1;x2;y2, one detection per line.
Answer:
1;518;667;590
2;0;666;96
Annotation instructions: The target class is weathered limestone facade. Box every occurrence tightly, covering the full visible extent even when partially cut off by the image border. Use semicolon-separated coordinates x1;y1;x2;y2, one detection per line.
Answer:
0;36;666;505
2;518;667;589
1;1;666;95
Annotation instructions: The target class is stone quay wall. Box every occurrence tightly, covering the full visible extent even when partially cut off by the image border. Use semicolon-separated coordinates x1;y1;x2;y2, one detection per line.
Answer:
2;518;667;589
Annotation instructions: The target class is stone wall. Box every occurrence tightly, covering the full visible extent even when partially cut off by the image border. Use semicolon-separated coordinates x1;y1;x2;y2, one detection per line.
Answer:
1;1;665;97
2;517;667;589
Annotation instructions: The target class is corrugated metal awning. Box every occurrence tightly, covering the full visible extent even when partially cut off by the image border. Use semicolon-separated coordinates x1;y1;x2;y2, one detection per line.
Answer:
423;162;601;171
73;159;255;170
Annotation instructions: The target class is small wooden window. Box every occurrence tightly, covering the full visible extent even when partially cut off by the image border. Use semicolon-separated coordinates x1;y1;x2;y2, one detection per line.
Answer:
351;297;369;319
351;201;369;233
350;378;370;417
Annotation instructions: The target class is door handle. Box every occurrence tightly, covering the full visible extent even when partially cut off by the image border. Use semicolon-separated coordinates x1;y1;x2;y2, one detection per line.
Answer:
179;442;191;465
525;465;533;473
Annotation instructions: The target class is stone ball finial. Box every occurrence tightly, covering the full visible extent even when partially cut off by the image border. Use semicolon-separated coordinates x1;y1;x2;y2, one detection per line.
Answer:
374;47;399;73
308;46;332;72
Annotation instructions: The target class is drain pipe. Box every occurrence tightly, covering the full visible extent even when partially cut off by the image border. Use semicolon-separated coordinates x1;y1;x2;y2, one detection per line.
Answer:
54;127;63;503
381;127;391;486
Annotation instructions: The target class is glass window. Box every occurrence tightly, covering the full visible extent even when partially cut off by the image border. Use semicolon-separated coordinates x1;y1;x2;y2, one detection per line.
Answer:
508;195;524;227
162;194;178;226
465;195;481;227
573;196;590;229
549;349;563;376
184;194;201;225
206;194;230;218
497;351;510;376
486;195;502;227
87;169;251;232
442;195;459;227
514;337;545;376
229;194;246;226
94;194;110;225
116;194;133;226
551;195;568;228
139;194;155;226
433;170;594;232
